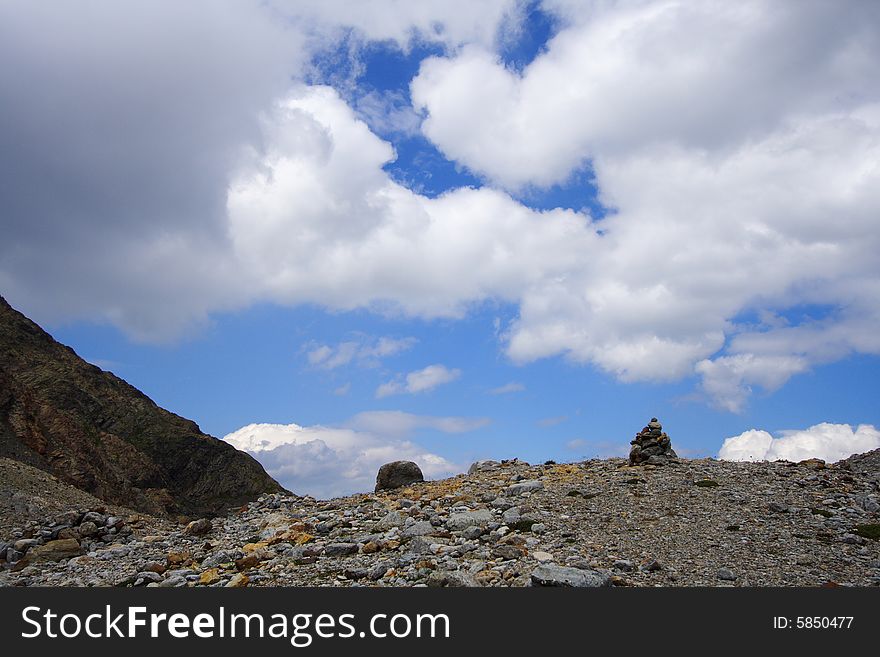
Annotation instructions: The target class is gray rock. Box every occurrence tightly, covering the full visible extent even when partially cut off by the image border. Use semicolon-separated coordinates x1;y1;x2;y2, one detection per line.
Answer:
717;568;738;581
461;526;484;540
426;570;479;587
530;564;611;587
375;461;424;492
375;511;408;530
502;507;522;526
468;460;499;475
81;511;106;525
613;559;634;572
402;521;435;539
201;551;234;568
447;509;494;531
159;575;187;587
323;543;359;556
507;480;544;495
13;538;40;552
530;523;547;534
77;521;99;537
134;571;163;585
405;537;435;555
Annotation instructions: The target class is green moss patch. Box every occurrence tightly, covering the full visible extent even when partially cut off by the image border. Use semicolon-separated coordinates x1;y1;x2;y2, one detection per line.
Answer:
855;524;880;540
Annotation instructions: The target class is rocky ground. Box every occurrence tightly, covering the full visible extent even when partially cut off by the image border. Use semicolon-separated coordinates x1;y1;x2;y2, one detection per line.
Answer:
2;452;880;587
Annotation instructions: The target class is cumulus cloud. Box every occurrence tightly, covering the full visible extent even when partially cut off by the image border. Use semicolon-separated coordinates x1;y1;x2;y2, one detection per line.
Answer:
305;336;416;369
488;381;525;395
410;0;880;408
0;1;523;338
3;0;879;414
347;410;490;438
719;423;880;463
376;364;462;398
223;415;480;498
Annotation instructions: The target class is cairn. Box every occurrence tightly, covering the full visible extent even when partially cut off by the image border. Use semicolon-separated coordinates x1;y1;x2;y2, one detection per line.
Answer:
629;418;677;465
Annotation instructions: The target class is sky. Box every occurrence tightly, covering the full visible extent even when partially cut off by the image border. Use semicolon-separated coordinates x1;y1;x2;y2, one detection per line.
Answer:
1;0;879;498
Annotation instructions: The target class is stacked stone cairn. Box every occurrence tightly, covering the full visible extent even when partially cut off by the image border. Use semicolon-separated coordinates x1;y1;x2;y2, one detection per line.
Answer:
629;418;677;466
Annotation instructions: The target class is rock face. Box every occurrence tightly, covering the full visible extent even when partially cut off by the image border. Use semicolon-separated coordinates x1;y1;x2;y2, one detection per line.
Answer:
375;461;424;492
629;418;677;465
0;295;285;517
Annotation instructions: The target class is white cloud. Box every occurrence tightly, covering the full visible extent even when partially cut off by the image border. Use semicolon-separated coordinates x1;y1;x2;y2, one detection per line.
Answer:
347;410;490;437
305;336;416;370
223;415;482;498
695;354;810;413
488;381;525;395
333;382;351;396
408;1;880;408
354;90;421;137
375;364;462;398
3;1;879;414
719;423;880;463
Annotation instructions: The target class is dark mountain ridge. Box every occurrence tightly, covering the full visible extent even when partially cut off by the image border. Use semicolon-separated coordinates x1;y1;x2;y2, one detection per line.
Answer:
0;295;285;517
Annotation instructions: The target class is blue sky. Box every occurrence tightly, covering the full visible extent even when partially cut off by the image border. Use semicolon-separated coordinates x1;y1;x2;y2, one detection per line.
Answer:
2;1;879;497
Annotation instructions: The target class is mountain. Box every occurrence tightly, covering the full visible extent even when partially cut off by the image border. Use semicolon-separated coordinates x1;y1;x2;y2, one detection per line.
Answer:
0;295;285;517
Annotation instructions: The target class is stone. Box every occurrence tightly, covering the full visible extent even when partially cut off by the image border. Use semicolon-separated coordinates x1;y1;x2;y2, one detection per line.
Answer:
13;538;82;570
447;509;494;531
402;521;435;539
492;544;525;560
226;573;249;588
13;538;40;552
166;551;193;566
81;511;106;525
183;518;213;536
235;555;260;570
717;568;738;581
375;461;424;492
199;568;221;585
134;571;163;585
461;526;484;541
468;460;499;475
324;543;359;556
530;564;611;587
506;480;544;495
532;551;554;562
375;511;408;530
426;570;479;587
629;418;677;465
77;521;99;537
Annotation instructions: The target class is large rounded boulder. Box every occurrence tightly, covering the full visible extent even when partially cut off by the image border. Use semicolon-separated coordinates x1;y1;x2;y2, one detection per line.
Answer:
375;461;424;492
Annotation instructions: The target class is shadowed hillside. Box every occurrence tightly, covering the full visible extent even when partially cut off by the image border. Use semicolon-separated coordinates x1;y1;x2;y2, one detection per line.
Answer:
0;296;285;517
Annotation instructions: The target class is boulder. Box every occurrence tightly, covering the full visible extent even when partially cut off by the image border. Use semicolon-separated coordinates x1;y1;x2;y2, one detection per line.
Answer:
12;538;82;570
375;461;424;492
530;564;611;587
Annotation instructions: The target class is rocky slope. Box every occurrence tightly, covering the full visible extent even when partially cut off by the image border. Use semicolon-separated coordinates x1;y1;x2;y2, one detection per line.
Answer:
2;452;878;587
0;295;285;517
